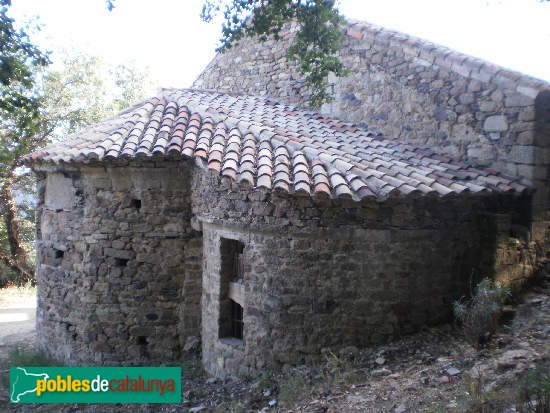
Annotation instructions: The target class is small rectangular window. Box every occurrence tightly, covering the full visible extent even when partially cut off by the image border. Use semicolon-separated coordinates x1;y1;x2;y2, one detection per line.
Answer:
130;199;141;210
219;238;245;342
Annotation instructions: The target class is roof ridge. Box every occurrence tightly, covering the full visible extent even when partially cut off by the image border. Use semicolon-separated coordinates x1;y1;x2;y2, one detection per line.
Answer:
343;19;550;93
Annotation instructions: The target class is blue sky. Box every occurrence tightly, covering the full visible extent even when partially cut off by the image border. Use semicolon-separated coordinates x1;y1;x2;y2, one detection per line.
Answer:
10;0;550;91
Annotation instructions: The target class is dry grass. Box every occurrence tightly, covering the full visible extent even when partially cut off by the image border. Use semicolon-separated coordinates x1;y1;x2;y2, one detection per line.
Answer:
0;282;36;309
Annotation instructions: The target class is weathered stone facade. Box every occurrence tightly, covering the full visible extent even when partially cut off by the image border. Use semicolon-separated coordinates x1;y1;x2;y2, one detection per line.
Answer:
31;20;550;378
193;167;530;376
194;20;550;243
36;161;202;365
35;157;532;376
194;21;549;180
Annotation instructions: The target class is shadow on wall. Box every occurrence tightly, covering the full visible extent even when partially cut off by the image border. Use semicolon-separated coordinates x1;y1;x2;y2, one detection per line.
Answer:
534;90;550;218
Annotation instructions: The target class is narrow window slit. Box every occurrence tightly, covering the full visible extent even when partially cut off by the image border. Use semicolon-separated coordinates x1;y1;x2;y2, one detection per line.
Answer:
130;199;142;210
219;238;245;342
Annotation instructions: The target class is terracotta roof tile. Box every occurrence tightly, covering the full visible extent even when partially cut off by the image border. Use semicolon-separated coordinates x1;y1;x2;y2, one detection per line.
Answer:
257;174;272;189
238;170;255;186
25;89;533;201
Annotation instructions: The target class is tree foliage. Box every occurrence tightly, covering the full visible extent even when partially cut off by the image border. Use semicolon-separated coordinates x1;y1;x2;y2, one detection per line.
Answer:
0;0;154;285
0;0;49;283
0;0;48;152
201;0;348;106
38;52;155;137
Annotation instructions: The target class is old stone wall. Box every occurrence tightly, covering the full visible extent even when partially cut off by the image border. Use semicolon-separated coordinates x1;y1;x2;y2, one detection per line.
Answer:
35;160;202;365
34;158;534;375
191;168;528;376
33;20;550;373
193;21;550;242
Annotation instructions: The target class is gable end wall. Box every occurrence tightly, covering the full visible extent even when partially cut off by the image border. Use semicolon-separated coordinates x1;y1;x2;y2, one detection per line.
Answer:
193;21;550;244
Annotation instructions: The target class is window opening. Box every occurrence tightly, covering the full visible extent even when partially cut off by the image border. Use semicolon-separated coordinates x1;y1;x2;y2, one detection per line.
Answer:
219;237;245;342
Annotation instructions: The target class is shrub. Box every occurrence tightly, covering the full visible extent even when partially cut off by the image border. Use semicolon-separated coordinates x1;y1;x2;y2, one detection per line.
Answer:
453;278;510;348
516;363;550;413
459;367;509;412
277;369;309;408
7;347;61;367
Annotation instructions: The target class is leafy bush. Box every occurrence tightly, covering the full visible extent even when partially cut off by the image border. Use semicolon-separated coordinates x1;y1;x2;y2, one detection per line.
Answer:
453;278;510;348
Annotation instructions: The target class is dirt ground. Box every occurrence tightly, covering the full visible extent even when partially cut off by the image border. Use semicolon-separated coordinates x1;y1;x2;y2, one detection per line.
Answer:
0;295;37;358
0;308;36;356
0;276;548;412
0;289;38;410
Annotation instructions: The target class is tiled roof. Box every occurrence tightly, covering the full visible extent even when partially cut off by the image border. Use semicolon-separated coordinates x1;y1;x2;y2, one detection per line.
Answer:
26;89;531;200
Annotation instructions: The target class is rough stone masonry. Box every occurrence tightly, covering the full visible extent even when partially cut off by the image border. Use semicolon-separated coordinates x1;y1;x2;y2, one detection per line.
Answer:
34;158;528;376
194;20;550;248
28;19;550;377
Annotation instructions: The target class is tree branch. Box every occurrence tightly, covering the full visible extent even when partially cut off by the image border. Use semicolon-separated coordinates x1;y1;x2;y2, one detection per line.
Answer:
0;181;28;266
0;249;33;284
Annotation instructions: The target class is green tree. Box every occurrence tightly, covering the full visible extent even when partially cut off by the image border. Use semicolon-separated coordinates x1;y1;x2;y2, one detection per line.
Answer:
38;52;155;137
105;0;347;105
0;0;49;283
0;31;155;285
201;0;348;107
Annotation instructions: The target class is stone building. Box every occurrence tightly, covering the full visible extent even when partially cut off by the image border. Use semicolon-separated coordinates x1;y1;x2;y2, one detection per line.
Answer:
26;21;550;377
